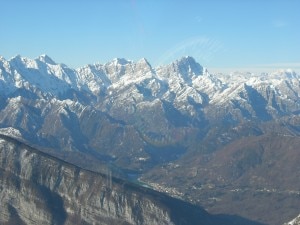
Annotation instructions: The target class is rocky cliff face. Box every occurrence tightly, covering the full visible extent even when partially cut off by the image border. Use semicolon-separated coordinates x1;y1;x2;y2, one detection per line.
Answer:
0;134;177;225
1;134;262;225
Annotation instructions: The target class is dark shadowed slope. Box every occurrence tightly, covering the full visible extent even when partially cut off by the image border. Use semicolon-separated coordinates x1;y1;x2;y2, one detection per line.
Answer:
0;134;265;225
142;133;300;225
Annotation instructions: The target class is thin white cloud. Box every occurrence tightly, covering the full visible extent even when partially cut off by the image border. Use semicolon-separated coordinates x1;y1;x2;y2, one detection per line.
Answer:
272;20;288;28
195;16;203;23
155;36;225;67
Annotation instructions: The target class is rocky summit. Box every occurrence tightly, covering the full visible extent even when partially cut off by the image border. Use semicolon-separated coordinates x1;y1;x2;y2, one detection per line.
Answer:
1;55;300;224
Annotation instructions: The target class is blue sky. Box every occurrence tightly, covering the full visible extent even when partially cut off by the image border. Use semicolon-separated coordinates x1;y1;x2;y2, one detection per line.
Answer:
0;0;299;73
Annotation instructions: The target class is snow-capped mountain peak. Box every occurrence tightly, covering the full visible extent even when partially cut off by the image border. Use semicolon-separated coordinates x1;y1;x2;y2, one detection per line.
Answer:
0;56;6;62
112;58;132;66
269;69;298;79
136;57;152;68
37;54;57;65
9;55;39;71
176;56;203;76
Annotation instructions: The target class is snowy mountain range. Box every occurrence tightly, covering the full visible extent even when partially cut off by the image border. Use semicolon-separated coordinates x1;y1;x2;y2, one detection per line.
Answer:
1;54;300;224
1;55;300;156
2;54;299;119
